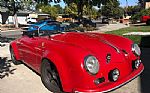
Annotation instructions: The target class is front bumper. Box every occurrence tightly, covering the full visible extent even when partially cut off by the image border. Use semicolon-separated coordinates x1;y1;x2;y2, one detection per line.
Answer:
74;63;144;93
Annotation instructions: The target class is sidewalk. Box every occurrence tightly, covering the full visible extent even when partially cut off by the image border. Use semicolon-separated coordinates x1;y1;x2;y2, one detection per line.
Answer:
97;23;129;33
0;44;51;93
0;43;10;58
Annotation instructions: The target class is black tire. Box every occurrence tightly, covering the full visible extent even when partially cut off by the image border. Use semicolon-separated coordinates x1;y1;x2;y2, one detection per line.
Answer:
146;20;150;25
41;59;63;93
10;48;21;65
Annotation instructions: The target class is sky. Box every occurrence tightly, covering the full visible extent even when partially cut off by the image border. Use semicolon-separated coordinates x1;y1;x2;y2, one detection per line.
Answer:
120;0;139;7
51;0;139;8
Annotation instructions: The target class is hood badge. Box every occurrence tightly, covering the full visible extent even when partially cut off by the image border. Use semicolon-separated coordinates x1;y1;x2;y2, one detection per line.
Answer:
106;53;111;64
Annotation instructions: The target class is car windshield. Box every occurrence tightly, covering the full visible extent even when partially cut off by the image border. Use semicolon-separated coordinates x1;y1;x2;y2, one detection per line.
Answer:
38;23;61;36
34;20;45;25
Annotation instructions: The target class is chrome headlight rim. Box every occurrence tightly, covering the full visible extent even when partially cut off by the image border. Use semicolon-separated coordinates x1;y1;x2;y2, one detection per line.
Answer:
132;43;141;56
84;55;100;75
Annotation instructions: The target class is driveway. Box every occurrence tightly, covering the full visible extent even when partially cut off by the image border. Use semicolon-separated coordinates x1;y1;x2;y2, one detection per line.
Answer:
0;44;51;93
0;43;149;93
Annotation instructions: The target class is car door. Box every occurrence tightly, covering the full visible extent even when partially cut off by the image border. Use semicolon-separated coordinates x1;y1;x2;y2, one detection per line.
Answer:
34;37;47;71
16;37;26;60
19;35;39;68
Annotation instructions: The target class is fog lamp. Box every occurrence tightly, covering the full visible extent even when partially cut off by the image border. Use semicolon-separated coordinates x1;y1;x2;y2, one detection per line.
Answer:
133;60;141;69
109;69;120;82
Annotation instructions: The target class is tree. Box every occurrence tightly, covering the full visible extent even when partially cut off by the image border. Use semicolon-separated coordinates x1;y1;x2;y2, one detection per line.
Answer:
126;5;141;16
83;5;98;19
138;0;150;8
131;8;150;22
53;4;63;14
0;0;23;27
35;0;60;5
64;3;78;16
32;0;110;21
37;5;59;19
101;0;123;18
63;2;99;19
63;0;110;21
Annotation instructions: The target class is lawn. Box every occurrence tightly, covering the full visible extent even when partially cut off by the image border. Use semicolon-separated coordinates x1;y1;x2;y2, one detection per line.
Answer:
105;25;150;43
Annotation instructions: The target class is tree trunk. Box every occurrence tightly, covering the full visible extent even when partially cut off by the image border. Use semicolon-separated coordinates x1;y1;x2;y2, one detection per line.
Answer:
1;12;9;24
14;13;18;28
77;0;83;22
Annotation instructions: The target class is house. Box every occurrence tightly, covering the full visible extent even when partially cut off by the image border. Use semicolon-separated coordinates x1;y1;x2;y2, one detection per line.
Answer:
0;8;50;25
0;8;31;25
145;2;150;9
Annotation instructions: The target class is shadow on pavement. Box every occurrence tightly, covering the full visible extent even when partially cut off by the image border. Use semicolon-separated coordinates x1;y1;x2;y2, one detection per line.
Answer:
0;36;15;43
140;47;150;93
0;57;16;79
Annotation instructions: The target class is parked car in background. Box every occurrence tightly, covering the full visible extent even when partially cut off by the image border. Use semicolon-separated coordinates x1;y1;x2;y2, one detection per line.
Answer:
26;17;37;24
141;16;150;25
76;18;96;27
28;20;59;31
102;17;110;24
61;22;84;32
10;27;144;93
28;20;84;32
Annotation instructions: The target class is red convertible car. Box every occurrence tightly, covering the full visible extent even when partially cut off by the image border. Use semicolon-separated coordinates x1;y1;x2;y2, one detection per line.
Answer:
10;28;144;93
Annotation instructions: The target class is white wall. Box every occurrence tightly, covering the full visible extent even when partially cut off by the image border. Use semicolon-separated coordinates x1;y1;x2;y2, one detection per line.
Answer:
0;15;27;24
17;16;27;24
0;15;2;24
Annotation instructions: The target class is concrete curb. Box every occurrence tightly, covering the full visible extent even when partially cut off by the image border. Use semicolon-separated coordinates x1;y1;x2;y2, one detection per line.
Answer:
0;29;23;32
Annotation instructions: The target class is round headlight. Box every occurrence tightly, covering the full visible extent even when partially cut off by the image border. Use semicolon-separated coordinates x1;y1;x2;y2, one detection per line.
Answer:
84;55;99;75
132;44;141;56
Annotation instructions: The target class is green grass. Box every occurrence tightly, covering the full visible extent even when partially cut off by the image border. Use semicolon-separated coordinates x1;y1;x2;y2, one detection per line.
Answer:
105;25;150;43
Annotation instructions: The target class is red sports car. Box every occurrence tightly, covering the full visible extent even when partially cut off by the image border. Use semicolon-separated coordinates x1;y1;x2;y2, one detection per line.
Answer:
10;29;144;93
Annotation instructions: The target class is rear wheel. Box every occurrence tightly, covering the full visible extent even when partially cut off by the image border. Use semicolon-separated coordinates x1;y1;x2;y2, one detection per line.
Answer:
146;20;150;25
41;59;63;93
10;48;21;65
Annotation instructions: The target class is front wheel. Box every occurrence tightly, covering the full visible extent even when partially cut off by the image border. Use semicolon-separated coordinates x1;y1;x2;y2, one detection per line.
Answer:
41;60;63;93
10;48;21;65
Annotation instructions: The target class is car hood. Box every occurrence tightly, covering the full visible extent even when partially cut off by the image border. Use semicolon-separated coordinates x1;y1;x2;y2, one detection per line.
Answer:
52;32;132;63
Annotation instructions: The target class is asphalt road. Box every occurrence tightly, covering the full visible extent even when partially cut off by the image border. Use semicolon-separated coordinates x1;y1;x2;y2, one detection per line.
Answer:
0;23;128;39
0;30;22;38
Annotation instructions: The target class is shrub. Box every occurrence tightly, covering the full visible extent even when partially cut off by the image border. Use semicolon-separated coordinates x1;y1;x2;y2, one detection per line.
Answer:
131;8;150;23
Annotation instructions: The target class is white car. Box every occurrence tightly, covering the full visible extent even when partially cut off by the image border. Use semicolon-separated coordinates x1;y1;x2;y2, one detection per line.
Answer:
26;17;37;24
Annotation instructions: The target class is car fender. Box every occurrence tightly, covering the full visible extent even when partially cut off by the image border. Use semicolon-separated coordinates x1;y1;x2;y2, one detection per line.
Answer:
42;50;73;91
41;44;90;92
10;41;20;60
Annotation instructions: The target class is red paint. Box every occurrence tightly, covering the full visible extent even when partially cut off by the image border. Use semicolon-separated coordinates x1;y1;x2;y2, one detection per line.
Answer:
10;32;144;92
141;16;150;23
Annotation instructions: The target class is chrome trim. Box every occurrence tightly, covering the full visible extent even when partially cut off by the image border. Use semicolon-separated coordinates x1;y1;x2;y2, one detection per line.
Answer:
103;41;120;53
